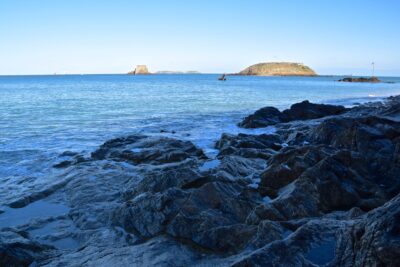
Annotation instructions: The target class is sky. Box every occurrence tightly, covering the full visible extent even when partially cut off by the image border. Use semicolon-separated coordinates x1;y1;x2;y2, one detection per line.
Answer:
0;0;399;76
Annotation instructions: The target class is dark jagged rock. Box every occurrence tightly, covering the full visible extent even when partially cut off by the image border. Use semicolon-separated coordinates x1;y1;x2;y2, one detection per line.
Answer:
259;145;336;197
211;155;266;181
308;116;400;195
334;193;400;267
239;100;346;128
91;135;207;165
216;133;282;159
113;179;263;253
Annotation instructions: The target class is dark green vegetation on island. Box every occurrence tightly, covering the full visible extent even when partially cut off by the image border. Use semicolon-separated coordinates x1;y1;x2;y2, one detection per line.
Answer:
238;62;317;76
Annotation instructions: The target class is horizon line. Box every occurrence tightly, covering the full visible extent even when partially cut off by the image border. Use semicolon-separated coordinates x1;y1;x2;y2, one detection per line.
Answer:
1;73;399;78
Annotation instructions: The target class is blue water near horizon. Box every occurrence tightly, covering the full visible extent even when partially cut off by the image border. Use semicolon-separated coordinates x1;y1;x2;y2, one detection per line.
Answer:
1;74;400;208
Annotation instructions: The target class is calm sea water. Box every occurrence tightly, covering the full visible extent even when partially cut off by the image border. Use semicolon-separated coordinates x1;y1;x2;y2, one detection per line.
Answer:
1;74;400;204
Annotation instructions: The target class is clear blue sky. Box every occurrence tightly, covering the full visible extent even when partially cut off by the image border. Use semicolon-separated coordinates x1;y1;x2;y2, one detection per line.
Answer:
1;0;399;75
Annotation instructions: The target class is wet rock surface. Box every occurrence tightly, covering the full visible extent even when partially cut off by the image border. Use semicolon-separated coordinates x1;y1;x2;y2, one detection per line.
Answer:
2;97;400;266
0;229;53;267
91;135;207;165
239;100;346;128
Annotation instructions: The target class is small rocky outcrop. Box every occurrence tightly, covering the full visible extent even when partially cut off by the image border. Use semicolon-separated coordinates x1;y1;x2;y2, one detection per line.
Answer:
338;76;381;83
239;100;347;128
238;62;316;76
91;135;207;165
128;65;150;75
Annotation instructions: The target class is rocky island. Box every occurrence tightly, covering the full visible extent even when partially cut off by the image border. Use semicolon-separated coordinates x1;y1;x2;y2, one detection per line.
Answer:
128;65;150;75
238;62;317;76
2;95;400;266
338;76;381;83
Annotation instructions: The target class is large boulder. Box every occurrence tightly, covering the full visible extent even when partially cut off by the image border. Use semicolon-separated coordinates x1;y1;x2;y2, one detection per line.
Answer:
239;101;346;128
282;100;347;121
238;107;284;128
91;135;207;165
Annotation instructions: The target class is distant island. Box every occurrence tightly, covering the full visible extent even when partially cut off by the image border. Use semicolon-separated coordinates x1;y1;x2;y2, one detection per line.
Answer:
127;65;150;75
237;62;317;76
127;65;201;75
156;71;201;74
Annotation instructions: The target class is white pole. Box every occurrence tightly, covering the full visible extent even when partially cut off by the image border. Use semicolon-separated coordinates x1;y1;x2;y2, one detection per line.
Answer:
372;62;375;77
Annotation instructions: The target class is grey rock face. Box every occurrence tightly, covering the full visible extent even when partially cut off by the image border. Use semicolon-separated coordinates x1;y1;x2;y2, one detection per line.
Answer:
334;194;400;267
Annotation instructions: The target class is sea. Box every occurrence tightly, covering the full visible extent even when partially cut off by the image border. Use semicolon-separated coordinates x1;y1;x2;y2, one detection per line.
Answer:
1;74;400;210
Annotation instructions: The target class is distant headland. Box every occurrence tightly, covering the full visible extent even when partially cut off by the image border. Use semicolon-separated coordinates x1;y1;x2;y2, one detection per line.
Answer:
237;62;317;76
155;70;201;74
127;65;200;75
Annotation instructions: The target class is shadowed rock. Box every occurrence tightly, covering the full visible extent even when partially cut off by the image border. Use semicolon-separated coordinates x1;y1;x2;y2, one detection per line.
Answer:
0;230;53;267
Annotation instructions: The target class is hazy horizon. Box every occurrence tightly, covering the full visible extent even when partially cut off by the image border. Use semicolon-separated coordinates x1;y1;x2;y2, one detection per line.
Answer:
1;0;399;76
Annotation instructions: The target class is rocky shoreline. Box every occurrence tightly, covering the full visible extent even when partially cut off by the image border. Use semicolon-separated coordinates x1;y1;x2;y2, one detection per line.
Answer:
2;95;400;266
